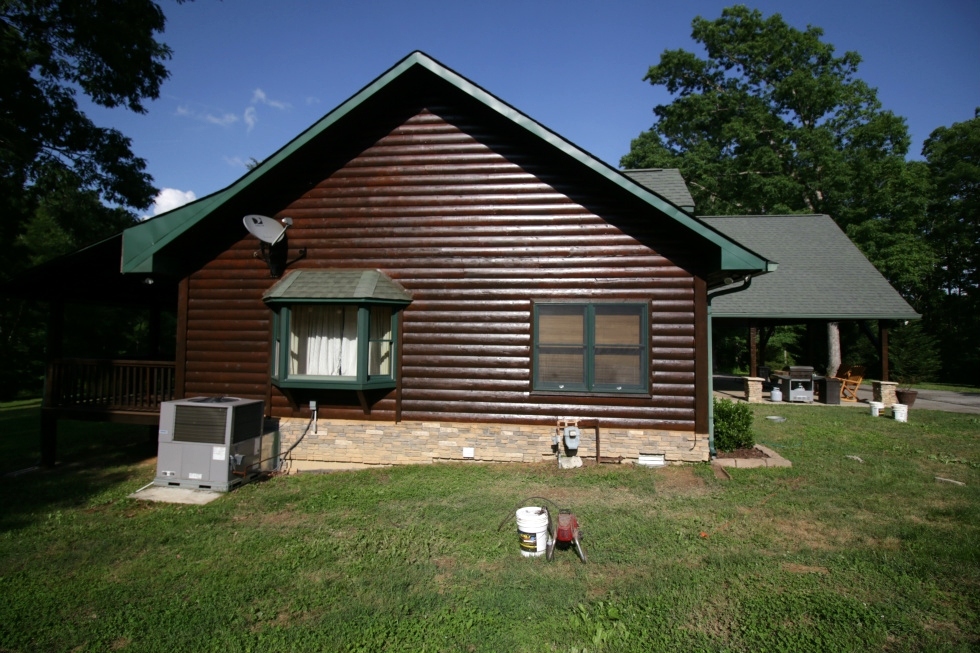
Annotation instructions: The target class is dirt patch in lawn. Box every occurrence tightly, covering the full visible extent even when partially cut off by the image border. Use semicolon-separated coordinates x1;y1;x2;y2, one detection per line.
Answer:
655;465;708;494
782;562;830;574
772;518;850;551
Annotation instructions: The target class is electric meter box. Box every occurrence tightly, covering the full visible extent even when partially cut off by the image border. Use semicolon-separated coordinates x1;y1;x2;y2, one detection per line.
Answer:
154;397;278;492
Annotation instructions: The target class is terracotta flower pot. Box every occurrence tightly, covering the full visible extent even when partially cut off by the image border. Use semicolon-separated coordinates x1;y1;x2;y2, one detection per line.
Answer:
895;389;918;407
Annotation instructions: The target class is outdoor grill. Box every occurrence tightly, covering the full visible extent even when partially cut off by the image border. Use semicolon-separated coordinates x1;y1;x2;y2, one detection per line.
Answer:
779;366;815;402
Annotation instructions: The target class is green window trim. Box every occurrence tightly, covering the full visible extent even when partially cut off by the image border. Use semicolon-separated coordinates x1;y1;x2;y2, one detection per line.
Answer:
533;302;649;394
269;301;403;391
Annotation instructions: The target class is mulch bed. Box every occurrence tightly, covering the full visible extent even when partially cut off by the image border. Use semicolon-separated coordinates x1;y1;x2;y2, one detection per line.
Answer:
715;446;767;459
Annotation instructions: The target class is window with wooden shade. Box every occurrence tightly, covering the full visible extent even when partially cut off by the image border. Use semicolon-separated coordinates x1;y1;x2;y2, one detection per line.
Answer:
533;303;648;393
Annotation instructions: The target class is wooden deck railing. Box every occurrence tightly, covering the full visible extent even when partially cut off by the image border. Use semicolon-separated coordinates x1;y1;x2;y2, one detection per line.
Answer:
44;358;177;413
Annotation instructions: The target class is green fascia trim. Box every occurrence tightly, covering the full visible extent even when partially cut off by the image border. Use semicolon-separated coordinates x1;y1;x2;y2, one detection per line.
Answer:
122;191;237;273
121;51;771;276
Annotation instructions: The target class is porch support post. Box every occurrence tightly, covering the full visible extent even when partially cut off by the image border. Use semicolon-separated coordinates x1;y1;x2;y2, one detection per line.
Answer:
749;326;758;377
879;321;890;382
41;300;64;468
148;307;162;359
40;410;57;468
47;300;64;359
175;278;189;399
805;322;816;368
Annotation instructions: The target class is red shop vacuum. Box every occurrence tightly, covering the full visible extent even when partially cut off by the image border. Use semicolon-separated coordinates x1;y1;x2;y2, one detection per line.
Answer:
548;508;586;563
499;497;587;563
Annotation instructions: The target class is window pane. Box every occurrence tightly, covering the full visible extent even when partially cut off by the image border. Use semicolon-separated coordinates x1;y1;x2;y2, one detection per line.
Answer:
595;348;641;385
538;349;585;384
369;341;391;376
538;306;585;344
290;305;358;377
273;336;280;378
594;306;644;387
595;306;643;345
370;306;392;340
368;306;393;376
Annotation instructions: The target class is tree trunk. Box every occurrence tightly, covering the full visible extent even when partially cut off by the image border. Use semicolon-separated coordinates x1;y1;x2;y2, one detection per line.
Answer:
827;322;841;378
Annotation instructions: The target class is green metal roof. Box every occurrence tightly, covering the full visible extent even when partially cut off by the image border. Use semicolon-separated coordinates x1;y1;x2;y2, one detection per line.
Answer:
263;269;412;304
121;51;772;279
702;215;920;321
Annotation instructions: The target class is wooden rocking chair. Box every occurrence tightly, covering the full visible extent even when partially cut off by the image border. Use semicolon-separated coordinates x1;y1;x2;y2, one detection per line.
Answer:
834;365;865;402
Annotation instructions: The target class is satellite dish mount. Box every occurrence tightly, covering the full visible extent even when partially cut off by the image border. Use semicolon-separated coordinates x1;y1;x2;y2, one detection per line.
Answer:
242;215;305;277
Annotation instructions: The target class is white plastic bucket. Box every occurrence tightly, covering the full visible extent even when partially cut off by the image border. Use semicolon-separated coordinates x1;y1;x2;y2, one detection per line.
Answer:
869;401;884;417
516;507;549;557
770;387;783;402
892;404;908;422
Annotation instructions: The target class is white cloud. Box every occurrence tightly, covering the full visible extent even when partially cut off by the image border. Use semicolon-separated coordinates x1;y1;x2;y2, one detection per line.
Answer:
205;112;238;127
224;156;247;168
142;188;197;220
252;88;291;110
244;106;258;132
172;89;290;133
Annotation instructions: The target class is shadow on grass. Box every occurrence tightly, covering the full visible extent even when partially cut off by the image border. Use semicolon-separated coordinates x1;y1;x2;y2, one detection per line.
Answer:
0;405;158;533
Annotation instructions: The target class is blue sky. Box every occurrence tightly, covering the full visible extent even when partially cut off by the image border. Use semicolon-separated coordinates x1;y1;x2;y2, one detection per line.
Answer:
86;0;980;217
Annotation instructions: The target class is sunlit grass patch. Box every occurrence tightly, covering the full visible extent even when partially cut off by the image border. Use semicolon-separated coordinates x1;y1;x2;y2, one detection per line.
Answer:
0;402;978;651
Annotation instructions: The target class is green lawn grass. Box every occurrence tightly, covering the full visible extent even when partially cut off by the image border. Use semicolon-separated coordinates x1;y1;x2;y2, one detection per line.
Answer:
914;382;980;394
1;404;978;652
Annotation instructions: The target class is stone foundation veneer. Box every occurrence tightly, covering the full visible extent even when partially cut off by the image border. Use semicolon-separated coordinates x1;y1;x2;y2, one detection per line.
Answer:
275;418;710;466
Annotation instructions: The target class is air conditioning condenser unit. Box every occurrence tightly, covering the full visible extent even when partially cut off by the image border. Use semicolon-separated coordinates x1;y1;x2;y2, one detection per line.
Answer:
154;397;279;492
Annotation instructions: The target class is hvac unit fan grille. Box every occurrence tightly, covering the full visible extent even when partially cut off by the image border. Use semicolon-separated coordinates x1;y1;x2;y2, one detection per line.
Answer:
172;406;227;444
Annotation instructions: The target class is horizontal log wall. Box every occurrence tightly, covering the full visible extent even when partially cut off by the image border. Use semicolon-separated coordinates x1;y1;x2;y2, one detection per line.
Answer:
182;105;702;432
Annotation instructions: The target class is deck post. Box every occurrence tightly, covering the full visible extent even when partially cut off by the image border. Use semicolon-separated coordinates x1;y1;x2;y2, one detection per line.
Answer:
40;301;65;467
879;321;890;382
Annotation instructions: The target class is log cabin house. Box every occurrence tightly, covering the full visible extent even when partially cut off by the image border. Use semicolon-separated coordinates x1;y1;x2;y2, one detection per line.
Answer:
28;52;779;467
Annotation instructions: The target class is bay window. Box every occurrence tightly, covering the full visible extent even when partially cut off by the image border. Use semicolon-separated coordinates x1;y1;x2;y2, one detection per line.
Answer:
264;270;410;390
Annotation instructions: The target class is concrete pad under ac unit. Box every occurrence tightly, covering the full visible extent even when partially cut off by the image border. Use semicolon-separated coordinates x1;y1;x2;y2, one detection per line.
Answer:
129;485;224;505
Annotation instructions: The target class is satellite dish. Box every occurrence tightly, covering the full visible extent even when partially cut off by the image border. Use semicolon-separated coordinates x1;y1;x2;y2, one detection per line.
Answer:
243;214;287;245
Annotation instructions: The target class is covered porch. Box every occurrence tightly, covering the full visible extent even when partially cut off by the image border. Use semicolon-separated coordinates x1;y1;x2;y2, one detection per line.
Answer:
703;215;920;401
4;234;180;466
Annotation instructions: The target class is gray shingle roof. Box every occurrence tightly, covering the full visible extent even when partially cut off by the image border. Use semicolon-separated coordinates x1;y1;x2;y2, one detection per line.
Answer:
263;269;412;303
622;169;696;213
701;215;920;321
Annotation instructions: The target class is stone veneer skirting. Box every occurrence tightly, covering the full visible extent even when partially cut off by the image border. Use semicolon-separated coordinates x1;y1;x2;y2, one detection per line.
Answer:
275;418;710;466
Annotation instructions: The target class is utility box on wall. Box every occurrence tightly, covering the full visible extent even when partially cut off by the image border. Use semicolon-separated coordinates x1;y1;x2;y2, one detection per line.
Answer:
155;397;278;492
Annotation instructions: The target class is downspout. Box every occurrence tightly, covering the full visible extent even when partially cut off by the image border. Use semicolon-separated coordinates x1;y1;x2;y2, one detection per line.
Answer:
705;276;754;458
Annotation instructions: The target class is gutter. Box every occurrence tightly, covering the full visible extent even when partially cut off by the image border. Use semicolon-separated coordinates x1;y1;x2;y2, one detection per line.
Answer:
704;275;757;458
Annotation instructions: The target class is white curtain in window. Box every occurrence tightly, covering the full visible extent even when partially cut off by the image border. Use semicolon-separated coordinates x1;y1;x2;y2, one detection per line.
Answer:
290;305;358;376
369;306;392;375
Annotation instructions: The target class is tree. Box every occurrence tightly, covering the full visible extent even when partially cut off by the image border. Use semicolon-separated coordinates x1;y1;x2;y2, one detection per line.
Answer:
621;6;919;228
622;6;943;380
0;0;179;398
918;111;980;383
0;0;176;276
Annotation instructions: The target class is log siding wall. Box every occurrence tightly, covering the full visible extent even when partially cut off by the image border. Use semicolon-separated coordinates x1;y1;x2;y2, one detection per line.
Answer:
181;106;705;436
